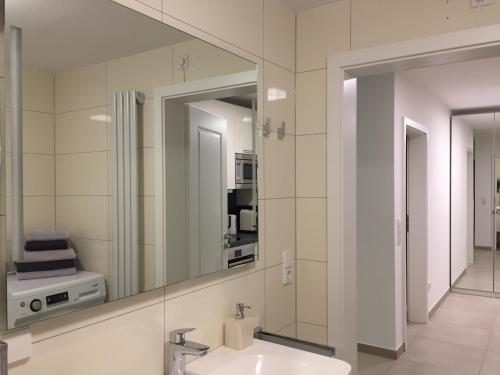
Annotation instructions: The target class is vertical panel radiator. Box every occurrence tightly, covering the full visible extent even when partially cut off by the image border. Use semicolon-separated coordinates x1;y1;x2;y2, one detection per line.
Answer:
111;90;145;299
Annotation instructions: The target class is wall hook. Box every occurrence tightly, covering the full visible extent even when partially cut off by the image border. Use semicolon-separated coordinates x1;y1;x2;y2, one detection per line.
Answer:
277;121;286;139
262;117;271;136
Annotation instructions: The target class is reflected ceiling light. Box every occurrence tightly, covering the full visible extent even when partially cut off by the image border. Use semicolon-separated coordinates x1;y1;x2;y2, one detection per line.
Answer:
267;87;287;101
242;116;252;123
90;114;111;123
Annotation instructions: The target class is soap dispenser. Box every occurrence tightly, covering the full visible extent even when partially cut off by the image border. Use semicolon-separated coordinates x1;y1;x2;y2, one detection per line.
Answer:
224;303;254;350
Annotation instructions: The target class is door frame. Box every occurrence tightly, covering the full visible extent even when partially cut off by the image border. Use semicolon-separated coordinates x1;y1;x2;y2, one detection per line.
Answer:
327;25;500;371
403;117;429;328
154;70;257;288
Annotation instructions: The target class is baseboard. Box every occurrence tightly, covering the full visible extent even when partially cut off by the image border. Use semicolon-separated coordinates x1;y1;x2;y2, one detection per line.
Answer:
358;342;405;360
429;288;450;319
475;245;491;250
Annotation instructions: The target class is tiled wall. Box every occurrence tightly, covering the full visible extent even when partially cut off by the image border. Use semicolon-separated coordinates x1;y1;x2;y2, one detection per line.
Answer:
0;0;298;373
294;0;500;346
5;68;56;263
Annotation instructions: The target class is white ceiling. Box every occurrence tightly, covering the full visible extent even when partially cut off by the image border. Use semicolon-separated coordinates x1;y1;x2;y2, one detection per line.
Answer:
6;0;193;73
405;56;500;112
281;0;344;11
454;113;497;130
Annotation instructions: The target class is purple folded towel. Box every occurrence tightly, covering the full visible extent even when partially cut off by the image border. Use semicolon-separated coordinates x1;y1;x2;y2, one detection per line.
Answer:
23;248;76;262
25;231;69;242
16;267;77;280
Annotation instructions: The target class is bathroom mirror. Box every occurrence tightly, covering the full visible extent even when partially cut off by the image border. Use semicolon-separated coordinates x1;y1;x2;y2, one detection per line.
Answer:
4;0;258;329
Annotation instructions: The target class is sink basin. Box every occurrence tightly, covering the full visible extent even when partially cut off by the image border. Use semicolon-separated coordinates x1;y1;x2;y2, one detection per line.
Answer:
186;339;351;375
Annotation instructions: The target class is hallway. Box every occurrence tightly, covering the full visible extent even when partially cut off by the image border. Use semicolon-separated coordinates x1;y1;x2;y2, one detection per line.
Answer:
359;293;500;375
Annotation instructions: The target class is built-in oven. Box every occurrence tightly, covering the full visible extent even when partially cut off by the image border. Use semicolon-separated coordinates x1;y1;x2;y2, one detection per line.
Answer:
223;243;256;269
235;153;256;189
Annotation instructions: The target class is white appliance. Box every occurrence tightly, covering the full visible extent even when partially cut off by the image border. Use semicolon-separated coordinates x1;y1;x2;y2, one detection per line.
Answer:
228;214;237;235
240;209;257;232
7;271;106;329
235;153;256;189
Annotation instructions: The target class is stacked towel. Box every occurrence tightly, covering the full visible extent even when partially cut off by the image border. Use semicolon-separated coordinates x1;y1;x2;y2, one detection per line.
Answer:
15;231;77;280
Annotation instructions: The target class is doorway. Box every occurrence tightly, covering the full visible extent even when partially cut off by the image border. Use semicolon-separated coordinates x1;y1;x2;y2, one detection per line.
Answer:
404;118;428;325
327;24;500;371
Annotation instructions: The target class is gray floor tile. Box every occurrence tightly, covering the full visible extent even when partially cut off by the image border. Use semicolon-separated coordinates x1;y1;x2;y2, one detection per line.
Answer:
402;337;485;374
387;359;475;375
358;352;394;375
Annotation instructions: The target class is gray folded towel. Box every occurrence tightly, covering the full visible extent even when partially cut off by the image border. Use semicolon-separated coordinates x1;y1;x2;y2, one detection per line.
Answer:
25;231;69;241
16;267;77;280
23;248;76;262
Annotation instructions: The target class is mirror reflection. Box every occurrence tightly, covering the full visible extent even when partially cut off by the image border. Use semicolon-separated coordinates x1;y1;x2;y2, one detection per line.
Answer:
451;113;498;292
5;0;258;329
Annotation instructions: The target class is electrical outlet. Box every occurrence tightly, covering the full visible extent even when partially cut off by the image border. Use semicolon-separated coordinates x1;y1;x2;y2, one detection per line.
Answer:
471;0;493;8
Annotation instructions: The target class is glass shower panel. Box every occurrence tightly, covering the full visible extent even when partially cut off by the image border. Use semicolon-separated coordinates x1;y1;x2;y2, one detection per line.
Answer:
451;113;495;293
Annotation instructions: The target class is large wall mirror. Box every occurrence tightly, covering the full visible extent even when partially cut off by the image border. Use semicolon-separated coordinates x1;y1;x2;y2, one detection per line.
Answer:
5;0;259;329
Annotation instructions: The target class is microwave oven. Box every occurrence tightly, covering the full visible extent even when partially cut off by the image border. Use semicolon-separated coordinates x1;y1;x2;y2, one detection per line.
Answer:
235;153;256;189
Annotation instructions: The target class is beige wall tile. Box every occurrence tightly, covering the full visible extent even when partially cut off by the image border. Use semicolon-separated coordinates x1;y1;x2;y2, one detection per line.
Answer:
297;321;327;345
6;68;54;113
297;259;327;326
264;264;296;333
264;0;295;71
139;196;155;245
297;198;326;262
139;147;155;197
107;46;172;100
136;0;161;11
164;269;265;352
140;99;155;148
296;70;326;135
296;134;326;197
56;152;108;196
296;1;350;72
112;0;162;21
6;154;54;197
56;107;109;154
163;0;264;57
9;303;164;375
5;110;54;154
6;196;56;240
56;196;109;240
172;39;256;83
264;61;295;135
276;322;296;339
71;238;110;281
264;133;295;199
55;64;106;113
264;198;295;267
350;0;475;50
141;244;157;291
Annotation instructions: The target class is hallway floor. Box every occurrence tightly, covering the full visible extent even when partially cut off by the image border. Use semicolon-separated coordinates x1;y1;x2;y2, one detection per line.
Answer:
359;293;500;375
453;249;500;292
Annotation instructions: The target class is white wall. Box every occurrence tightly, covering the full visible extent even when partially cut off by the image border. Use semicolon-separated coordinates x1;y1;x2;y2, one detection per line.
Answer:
356;74;396;350
394;72;451;346
451;117;473;283
357;72;451;351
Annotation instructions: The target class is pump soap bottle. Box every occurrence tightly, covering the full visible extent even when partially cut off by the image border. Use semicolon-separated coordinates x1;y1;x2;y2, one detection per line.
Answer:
224;303;254;350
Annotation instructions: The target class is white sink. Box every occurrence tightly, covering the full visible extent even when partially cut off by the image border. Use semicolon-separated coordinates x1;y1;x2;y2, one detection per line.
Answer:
186;339;352;375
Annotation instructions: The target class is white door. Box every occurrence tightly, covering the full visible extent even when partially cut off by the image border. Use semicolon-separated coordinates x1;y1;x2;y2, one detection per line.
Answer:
188;105;228;277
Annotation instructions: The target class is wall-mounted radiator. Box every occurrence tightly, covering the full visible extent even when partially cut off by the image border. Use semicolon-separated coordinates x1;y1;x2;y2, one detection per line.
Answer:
111;90;145;299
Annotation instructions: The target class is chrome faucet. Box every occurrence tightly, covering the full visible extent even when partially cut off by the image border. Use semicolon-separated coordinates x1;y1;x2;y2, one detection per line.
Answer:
168;328;209;375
